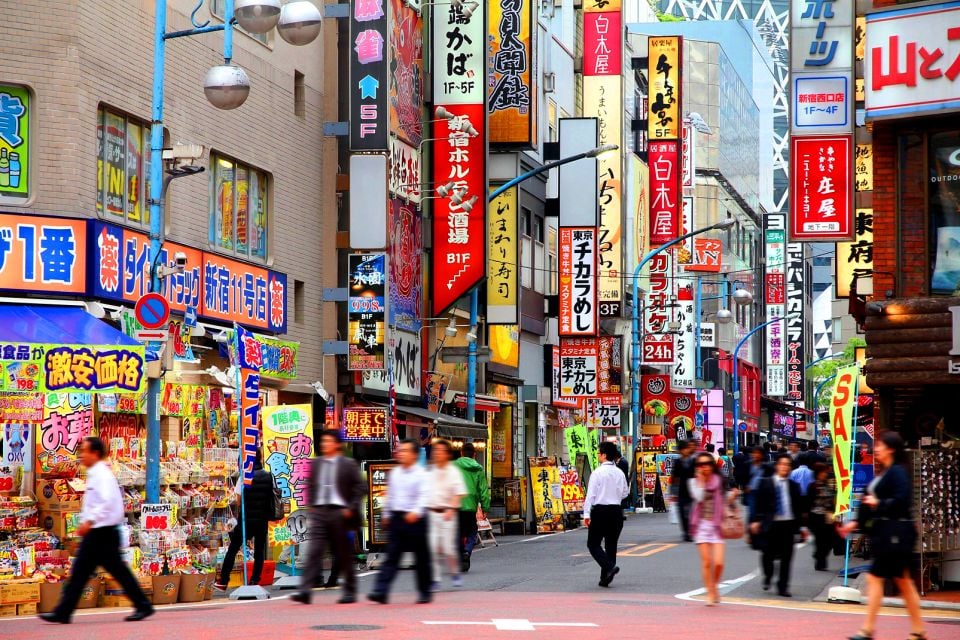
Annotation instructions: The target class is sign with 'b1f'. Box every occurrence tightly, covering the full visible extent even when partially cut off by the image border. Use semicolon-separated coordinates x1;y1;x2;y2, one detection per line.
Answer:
141;503;176;531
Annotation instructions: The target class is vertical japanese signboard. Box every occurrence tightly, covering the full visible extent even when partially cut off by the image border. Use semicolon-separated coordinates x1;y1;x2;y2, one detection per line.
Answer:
583;1;623;315
558;228;597;337
559;338;599;398
764;213;787;397
642;252;674;365
789;0;854;241
487;186;518;324
350;0;389;150
836;208;874;298
671;277;695;390
347;253;387;371
262;404;313;546
235;326;262;486
387;200;422;332
647;36;682;141
786;241;806;402
389;0;423;146
0;84;29;199
431;0;487;320
829;364;859;516
863;3;960;119
648;141;680;246
488;0;535;146
790;136;854;241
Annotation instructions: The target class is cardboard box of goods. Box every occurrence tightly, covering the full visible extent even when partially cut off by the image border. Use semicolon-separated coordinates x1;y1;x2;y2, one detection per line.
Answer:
0;604;17;617
76;579;101;609
0;580;40;604
17;602;37;616
38;583;62;613
35;479;85;511
38;510;79;540
99;594;132;609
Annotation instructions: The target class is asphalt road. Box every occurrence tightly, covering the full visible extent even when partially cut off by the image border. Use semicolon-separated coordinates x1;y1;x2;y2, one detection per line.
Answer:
5;514;958;639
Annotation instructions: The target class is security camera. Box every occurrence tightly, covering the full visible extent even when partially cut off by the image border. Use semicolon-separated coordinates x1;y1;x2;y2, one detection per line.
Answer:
155;252;188;279
173;252;187;270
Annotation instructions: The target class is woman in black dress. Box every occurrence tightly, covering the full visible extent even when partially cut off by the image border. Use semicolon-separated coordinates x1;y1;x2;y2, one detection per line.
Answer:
842;431;926;640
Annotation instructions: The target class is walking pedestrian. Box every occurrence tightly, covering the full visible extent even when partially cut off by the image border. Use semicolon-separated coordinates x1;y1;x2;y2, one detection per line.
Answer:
807;440;827;465
841;431;926;640
215;452;275;591
790;452;815;497
749;453;808;597
670;440;696;542
689;452;737;605
292;429;366;605
369;439;432;605
583;442;629;587
427;440;467;591
453;442;490;573
808;462;836;572
40;437;153;624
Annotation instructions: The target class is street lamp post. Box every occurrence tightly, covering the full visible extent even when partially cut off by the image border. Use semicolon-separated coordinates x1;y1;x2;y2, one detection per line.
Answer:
731;315;796;456
463;144;618;420
629;219;735;473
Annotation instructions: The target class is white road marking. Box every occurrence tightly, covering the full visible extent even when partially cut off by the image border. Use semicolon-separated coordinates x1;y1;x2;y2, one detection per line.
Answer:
675;569;761;600
423;618;599;631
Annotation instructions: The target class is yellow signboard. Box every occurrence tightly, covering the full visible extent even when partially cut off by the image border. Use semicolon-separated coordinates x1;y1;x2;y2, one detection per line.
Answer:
855;144;873;192
489;324;520;368
487;187;519;324
835;208;873;298
584;0;622;11
488;0;535;145
632;155;649;270
528;456;565;533
829;365;859;517
583;74;623;313
647;36;682;141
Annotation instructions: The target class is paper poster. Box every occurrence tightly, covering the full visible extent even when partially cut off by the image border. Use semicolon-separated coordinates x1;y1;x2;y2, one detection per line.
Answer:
262;404;313;546
528;457;565;533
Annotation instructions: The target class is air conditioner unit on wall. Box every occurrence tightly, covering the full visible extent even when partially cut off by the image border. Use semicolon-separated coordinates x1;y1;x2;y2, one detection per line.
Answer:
543;72;556;94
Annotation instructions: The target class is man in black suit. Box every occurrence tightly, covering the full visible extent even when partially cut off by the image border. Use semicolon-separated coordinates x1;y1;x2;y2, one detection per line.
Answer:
749;453;808;597
292;429;367;605
670;440;696;541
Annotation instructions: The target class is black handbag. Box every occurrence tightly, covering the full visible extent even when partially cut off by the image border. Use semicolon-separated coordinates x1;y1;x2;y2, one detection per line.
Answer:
870;518;916;555
269;475;284;522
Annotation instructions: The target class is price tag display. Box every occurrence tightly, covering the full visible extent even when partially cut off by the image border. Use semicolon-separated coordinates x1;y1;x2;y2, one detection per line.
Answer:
141;503;177;531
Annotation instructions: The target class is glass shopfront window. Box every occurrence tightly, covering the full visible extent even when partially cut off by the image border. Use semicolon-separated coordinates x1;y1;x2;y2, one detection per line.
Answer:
929;131;960;294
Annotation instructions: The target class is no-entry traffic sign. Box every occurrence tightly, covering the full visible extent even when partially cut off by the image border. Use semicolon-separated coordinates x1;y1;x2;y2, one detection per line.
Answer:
135;293;170;330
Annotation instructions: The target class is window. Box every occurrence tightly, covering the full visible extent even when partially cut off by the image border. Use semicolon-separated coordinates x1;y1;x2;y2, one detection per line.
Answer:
548;227;558;295
832;317;842;343
211;0;269;44
294;279;305;324
928;131;960;294
97;107;151;226
534;215;545;293
294;71;306;117
210;153;269;260
521;207;533;289
548;100;558;143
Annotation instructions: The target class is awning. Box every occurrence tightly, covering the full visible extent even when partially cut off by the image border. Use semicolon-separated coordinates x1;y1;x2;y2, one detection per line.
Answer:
379;403;489;440
452;393;503;412
0;305;141;346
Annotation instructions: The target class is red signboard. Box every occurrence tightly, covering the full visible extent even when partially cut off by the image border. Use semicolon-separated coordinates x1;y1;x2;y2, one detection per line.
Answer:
766;272;785;305
432;103;486;315
558;227;597;337
686;238;722;273
648;141;680;246
642;252;674;365
583;11;622;76
790;135;854;241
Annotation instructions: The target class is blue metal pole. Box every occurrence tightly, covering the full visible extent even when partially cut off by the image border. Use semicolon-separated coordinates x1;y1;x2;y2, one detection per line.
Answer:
731;316;786;457
812;374;836;428
630;223;730;465
842;370;861;588
145;0;168;505
224;0;235;62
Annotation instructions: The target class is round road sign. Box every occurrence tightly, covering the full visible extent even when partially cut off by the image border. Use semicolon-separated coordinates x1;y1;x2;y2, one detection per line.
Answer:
135;293;170;329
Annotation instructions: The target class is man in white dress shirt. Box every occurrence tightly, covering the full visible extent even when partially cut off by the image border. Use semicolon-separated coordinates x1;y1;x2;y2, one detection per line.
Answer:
583;441;630;588
368;438;432;604
426;440;467;590
41;437;153;624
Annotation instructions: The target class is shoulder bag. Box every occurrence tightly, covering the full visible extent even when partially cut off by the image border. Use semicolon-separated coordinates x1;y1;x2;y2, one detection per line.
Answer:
721;494;745;540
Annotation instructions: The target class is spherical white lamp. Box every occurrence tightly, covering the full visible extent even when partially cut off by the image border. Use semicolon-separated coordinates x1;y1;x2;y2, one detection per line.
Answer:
716;309;734;325
277;1;323;46
234;0;282;34
732;288;754;306
204;64;251;110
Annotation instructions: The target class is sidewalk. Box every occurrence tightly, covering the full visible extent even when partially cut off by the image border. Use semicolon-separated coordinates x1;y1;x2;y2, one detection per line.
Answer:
812;565;960;612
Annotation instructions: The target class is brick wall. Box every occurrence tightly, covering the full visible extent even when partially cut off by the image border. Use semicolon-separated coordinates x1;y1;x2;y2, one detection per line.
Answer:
0;0;338;384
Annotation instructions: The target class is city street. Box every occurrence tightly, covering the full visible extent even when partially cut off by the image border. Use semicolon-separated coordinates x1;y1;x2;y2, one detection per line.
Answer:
6;515;958;639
